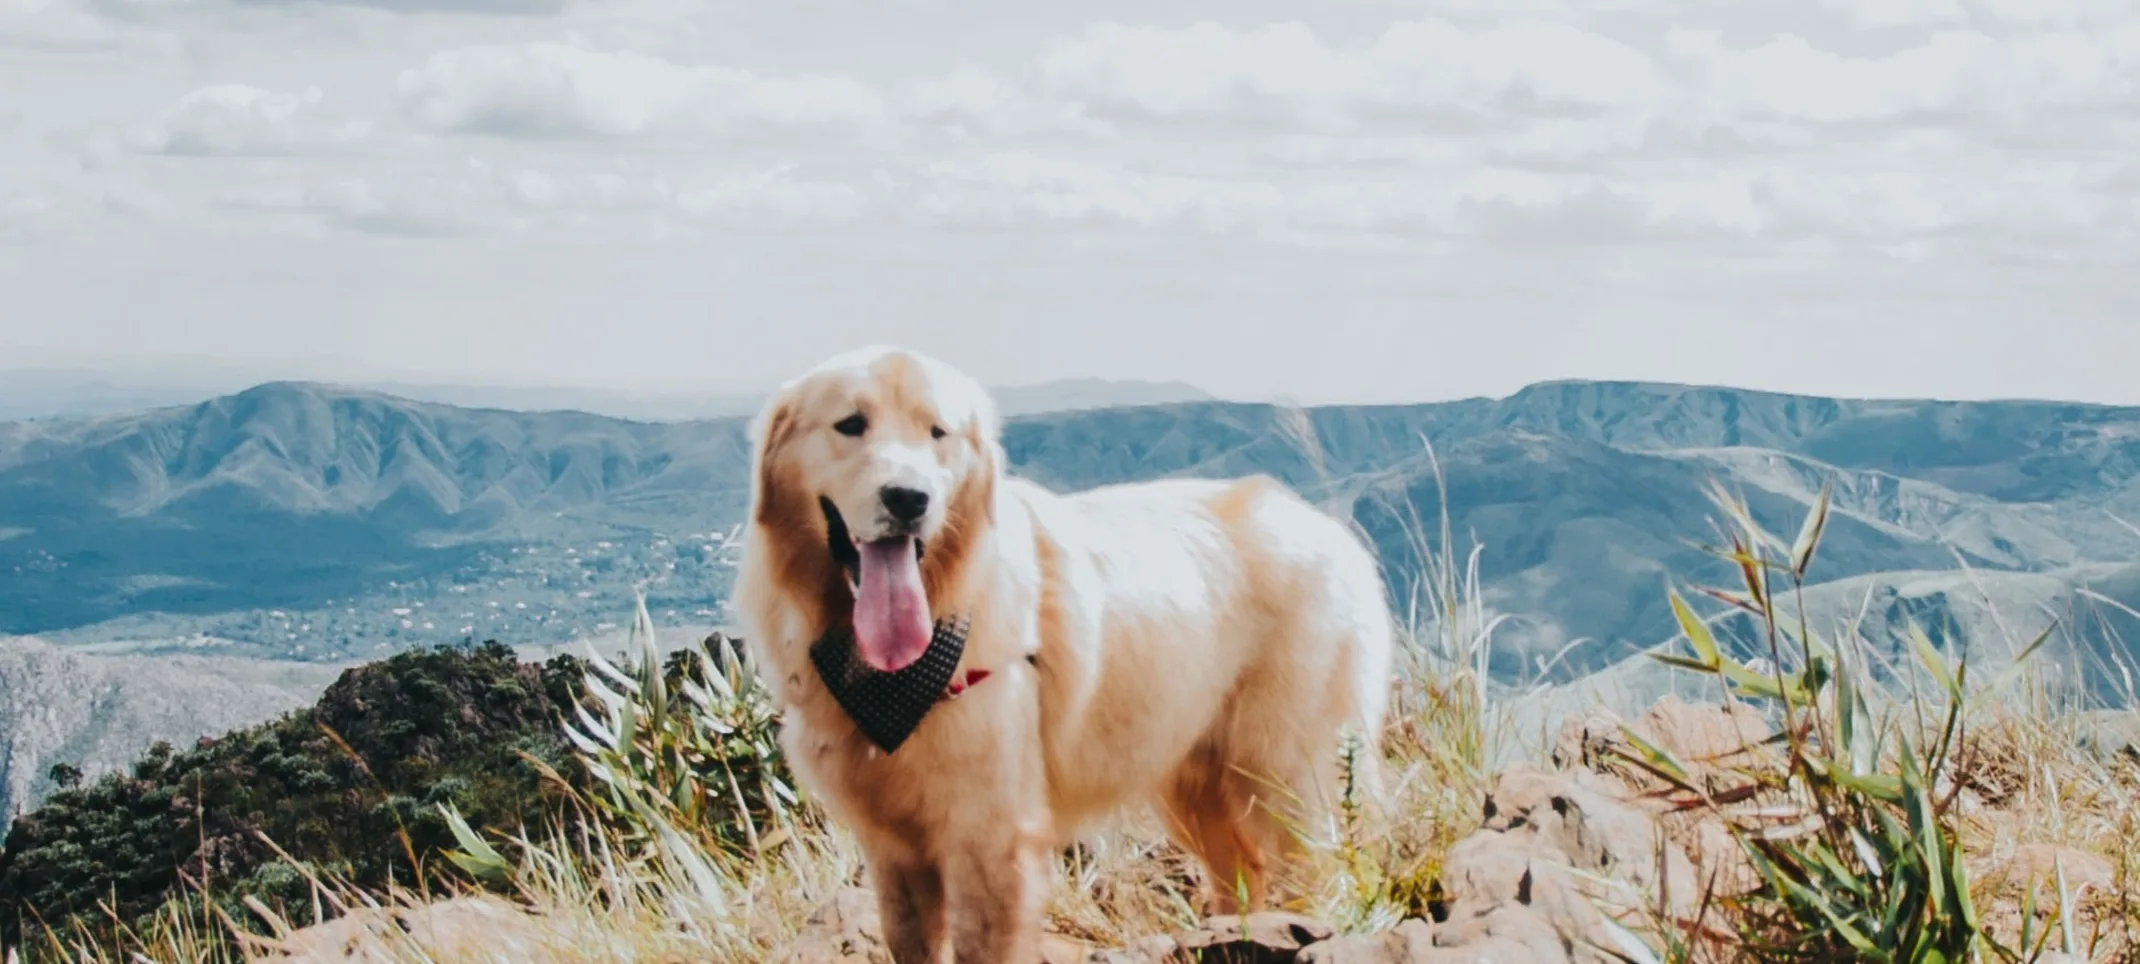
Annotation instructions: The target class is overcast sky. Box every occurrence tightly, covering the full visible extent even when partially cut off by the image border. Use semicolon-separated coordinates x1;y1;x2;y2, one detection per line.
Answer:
2;0;2137;405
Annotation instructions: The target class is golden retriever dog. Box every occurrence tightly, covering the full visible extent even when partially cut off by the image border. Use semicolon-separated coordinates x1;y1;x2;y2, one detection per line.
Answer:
734;346;1394;963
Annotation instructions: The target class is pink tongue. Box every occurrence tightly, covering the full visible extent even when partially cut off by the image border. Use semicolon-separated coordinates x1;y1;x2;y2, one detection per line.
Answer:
854;536;931;672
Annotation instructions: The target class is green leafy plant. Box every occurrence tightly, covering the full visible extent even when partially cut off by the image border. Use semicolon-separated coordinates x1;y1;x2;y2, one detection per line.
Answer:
519;594;807;865
1615;479;2061;964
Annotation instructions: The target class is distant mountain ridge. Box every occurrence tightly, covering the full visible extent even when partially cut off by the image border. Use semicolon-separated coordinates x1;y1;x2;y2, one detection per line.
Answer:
5;378;2139;654
0;636;342;827
3;386;2138;628
5;375;2140;822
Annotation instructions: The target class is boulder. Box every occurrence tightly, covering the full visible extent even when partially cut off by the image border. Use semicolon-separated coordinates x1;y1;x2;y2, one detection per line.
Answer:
775;888;890;964
244;896;556;964
1170;912;1337;963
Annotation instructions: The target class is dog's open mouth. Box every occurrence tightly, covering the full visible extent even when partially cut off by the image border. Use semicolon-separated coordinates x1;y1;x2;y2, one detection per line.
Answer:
820;497;931;673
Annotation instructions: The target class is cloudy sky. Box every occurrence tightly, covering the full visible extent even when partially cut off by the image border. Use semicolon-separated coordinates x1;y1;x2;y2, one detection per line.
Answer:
2;0;2137;406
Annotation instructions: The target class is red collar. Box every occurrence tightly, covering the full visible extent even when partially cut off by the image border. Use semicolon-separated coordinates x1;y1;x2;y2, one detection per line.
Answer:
937;652;1035;703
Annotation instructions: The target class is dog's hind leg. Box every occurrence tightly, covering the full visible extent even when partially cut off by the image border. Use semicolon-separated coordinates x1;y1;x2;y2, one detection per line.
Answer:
1196;663;1368;912
1160;740;1278;916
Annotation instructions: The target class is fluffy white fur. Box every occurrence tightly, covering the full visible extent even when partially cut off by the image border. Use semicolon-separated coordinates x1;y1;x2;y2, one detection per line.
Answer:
735;346;1395;963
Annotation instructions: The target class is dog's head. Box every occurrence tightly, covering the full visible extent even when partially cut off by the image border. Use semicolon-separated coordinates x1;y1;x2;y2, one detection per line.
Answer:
748;346;1002;671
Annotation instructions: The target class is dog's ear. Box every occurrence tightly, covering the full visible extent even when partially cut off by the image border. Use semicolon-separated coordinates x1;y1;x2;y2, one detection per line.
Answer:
953;383;1003;530
960;373;1004;460
751;390;801;527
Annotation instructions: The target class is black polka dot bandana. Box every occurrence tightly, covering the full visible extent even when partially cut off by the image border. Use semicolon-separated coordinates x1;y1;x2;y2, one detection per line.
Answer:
809;614;972;754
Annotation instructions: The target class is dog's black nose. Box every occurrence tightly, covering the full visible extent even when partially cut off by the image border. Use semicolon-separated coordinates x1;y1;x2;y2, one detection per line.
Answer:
880;485;930;524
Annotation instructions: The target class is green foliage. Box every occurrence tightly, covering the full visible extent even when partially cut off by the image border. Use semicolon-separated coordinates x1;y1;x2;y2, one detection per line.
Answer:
0;640;584;953
0;588;816;962
1617;480;2057;963
468;596;809;870
43;765;81;792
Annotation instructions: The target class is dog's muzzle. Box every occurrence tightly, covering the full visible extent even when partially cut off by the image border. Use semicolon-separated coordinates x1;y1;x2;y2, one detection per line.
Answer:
811;494;963;753
819;496;923;580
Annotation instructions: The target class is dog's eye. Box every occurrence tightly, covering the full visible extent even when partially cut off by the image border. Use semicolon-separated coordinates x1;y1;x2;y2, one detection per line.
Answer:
833;414;868;437
930;425;947;440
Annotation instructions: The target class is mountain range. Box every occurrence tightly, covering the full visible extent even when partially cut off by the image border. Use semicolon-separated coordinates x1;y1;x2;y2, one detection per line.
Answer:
4;376;2140;820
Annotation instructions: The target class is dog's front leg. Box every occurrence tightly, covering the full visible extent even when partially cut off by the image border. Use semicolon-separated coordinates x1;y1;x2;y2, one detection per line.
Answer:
869;852;946;964
940;818;1047;964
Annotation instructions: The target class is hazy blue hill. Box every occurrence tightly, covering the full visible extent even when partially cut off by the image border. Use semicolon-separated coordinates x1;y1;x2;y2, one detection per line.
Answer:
1478;381;2140;504
1350;430;1969;677
0;382;750;522
3;378;2139;671
0;384;758;639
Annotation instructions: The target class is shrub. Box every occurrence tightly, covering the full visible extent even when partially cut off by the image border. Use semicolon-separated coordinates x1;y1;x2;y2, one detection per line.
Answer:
0;640;582;953
1616;480;2061;963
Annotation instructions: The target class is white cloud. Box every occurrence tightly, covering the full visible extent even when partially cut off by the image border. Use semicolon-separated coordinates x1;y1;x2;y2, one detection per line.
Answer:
126;85;372;155
674;163;871;223
211;157;672;237
904;153;1786;243
1667;27;2140;124
912;153;1288;231
902;68;1111;139
128;132;2128;256
894;146;2140;257
1666;30;1991;124
291;0;570;13
1819;0;1970;28
395;43;891;142
1037;19;1663;126
0;0;120;51
0;191;62;243
996;17;2140;160
196;153;884;238
1972;0;2134;28
219;176;490;237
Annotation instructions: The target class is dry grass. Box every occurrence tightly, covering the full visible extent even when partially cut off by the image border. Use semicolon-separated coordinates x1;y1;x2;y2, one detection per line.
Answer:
22;638;1506;963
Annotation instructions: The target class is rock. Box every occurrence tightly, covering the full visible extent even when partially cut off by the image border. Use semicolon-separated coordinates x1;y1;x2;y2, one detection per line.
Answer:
1041;934;1111;963
1631;695;1771;767
1553;696;1779;906
1171;912;1336;962
1475;764;1699;918
246;896;555;964
772;887;1200;964
1401;758;1717;963
1124;934;1187;962
775;887;891;964
1294;919;1434;963
1551;708;1630;773
1555;695;1773;798
1671;811;1759;899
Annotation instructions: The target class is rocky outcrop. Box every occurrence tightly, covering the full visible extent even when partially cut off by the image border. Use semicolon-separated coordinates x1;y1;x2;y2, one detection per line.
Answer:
242;896;556;964
773;697;1777;964
0;636;339;827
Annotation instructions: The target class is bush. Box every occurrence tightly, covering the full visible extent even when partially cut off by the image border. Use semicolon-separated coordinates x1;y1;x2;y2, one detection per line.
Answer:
0;640;583;952
1617;480;2061;963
